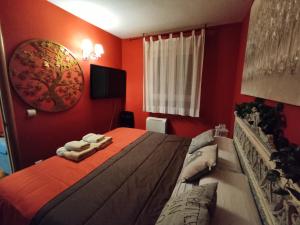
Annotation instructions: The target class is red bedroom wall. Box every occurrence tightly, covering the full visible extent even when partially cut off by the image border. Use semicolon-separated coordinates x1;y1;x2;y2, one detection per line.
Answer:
122;24;242;138
234;15;300;145
0;0;122;168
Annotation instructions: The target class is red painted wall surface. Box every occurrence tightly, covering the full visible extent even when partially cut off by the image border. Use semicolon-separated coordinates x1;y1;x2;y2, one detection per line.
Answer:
234;15;300;145
0;0;122;167
122;24;242;138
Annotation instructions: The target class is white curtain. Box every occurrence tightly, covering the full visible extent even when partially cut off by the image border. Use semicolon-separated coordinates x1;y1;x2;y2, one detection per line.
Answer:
143;29;205;117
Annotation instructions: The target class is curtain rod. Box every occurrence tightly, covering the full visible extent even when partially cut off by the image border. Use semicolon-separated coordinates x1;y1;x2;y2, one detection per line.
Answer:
142;24;208;38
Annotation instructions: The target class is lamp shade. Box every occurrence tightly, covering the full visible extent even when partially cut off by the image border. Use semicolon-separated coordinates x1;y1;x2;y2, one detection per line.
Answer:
81;39;93;59
81;39;104;60
94;44;104;57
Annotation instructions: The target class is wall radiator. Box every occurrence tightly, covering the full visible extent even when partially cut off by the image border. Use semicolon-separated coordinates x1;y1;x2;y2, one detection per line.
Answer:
146;117;167;134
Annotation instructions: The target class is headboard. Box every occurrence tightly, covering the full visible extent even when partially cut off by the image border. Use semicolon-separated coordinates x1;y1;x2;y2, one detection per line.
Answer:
233;114;300;225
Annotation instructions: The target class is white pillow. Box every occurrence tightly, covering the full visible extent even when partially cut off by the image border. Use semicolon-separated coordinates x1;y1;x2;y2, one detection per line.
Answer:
181;144;218;183
189;129;214;154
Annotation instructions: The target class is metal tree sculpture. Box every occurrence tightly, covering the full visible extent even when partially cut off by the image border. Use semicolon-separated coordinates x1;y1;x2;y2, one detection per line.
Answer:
9;39;84;112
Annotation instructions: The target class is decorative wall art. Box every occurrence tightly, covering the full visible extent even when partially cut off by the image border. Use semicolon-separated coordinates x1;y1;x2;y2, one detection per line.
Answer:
241;0;300;106
9;39;84;112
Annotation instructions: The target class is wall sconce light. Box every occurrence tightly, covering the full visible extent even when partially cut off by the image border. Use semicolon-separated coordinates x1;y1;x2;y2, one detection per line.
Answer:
81;39;104;60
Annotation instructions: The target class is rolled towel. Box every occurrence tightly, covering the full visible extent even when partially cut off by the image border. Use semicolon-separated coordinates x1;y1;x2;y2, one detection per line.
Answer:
64;140;90;152
98;136;112;149
82;133;105;143
56;147;67;156
58;138;113;162
59;143;100;162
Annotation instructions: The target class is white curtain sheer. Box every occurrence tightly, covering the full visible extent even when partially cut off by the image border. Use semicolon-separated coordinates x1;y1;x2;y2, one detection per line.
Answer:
143;29;205;117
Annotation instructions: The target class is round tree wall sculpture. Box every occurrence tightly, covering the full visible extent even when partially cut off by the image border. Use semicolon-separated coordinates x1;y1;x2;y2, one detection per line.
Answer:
9;39;84;112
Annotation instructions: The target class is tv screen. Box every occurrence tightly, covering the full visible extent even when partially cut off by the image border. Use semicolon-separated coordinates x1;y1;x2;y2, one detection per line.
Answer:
90;64;126;99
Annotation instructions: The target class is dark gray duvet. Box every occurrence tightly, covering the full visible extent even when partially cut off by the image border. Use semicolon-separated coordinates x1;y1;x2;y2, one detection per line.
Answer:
30;132;191;225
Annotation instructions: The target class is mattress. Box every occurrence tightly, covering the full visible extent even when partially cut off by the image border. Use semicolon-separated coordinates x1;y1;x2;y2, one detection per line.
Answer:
199;169;262;225
214;136;242;173
172;136;262;225
172;136;243;198
0;128;146;225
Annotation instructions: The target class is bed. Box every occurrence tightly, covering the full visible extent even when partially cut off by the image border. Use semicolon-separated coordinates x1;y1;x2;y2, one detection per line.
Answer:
0;126;266;225
0;128;191;225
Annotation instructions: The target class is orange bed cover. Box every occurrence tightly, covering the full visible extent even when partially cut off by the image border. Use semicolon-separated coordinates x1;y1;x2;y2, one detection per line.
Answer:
0;128;146;225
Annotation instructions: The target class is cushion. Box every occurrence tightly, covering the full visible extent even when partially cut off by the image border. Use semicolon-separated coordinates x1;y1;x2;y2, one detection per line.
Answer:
199;169;261;225
217;149;242;173
156;183;218;225
181;144;218;183
171;181;195;198
189;130;214;154
213;136;242;173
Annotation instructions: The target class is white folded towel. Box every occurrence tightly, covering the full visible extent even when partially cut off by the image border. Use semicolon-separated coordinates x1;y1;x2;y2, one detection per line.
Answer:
82;133;105;143
56;147;67;156
56;138;113;162
64;140;90;152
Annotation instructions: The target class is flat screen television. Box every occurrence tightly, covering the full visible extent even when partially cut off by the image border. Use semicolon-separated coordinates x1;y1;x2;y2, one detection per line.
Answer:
90;64;126;99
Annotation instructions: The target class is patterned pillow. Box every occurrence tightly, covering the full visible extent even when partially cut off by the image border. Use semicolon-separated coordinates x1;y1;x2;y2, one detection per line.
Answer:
189;130;214;154
181;144;218;183
156;183;218;225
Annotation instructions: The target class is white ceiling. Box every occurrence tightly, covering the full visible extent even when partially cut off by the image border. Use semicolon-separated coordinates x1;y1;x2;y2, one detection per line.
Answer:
48;0;253;39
